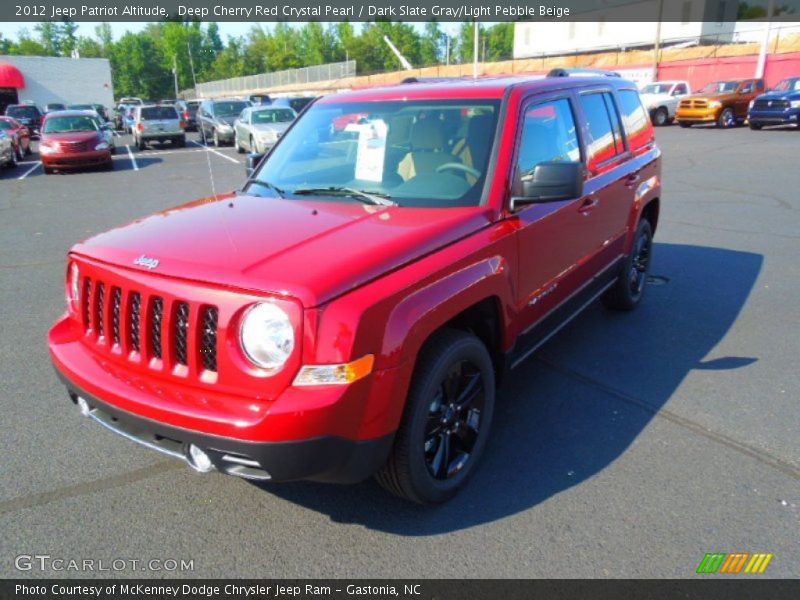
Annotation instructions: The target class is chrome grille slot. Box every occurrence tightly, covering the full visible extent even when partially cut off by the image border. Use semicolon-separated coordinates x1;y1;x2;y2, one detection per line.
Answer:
129;292;141;352
150;297;164;360
174;302;189;366
201;307;218;372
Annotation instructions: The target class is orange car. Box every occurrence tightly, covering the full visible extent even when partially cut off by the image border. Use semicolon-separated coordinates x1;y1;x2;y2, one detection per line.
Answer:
676;79;765;128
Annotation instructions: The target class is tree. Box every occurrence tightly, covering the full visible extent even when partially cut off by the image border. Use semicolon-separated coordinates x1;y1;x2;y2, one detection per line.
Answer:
112;32;171;99
34;22;61;56
60;21;79;57
486;23;514;62
420;21;444;66
76;37;103;58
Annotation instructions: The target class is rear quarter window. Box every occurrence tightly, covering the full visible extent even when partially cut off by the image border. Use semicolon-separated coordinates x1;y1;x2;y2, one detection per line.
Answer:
617;90;653;151
141;107;179;120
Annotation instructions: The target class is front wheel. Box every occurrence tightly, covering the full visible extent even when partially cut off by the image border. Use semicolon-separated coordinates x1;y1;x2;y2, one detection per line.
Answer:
717;107;736;128
375;329;495;504
652;107;669;127
603;219;653;311
749;122;763;130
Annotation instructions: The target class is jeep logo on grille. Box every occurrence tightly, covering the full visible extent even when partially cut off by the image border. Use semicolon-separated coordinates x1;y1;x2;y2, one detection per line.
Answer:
133;255;160;270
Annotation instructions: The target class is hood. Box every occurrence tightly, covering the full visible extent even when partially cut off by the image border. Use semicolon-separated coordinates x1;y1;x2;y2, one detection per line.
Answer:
686;91;739;102
756;90;800;101
252;122;291;134
639;92;676;106
72;193;491;307
215;116;238;126
42;130;100;143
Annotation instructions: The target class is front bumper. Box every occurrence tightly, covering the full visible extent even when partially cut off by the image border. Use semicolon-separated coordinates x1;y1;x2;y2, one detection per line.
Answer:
675;108;720;123
49;313;405;483
748;109;800;126
215;128;235;141
41;150;111;169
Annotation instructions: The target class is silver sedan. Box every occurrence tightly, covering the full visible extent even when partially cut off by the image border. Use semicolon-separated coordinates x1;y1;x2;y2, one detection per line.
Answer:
234;106;296;154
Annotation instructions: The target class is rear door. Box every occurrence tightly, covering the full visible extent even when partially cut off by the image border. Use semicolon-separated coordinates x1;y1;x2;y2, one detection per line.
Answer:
141;106;181;135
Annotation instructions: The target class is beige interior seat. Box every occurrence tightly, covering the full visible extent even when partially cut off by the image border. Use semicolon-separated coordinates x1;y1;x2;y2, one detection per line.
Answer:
397;120;452;181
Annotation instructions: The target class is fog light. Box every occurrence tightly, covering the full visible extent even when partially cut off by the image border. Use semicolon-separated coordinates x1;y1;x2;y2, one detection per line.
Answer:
187;444;214;473
76;396;91;416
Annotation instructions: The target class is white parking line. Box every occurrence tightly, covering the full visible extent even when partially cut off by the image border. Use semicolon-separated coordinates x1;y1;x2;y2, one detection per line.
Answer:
190;140;241;164
17;161;41;180
125;145;139;171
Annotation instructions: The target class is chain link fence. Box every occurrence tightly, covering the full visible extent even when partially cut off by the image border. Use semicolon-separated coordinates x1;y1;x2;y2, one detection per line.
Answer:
196;61;356;97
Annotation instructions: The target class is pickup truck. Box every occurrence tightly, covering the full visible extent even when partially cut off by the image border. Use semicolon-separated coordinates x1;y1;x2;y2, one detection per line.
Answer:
639;80;691;126
49;70;662;504
676;78;765;128
132;104;186;150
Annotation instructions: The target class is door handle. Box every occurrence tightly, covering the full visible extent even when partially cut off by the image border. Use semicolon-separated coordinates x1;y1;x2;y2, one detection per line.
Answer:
625;173;641;188
578;198;599;214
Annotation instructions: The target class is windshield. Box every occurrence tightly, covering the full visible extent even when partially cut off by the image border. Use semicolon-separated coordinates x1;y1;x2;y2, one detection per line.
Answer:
0;120;13;130
214;101;248;117
43;116;98;134
641;83;672;95
774;78;800;92
69;104;93;110
252;108;295;124
7;106;39;119
699;81;739;94
141;106;178;120
250;99;500;208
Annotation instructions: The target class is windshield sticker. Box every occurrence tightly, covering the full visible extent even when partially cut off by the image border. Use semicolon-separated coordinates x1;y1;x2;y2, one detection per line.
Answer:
354;119;387;183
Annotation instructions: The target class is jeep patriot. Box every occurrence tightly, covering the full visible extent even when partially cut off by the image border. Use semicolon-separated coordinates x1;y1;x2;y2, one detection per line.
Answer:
49;70;661;503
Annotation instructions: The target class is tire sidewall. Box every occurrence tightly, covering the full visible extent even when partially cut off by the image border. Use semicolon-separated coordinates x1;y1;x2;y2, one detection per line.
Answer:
403;335;495;503
626;219;653;305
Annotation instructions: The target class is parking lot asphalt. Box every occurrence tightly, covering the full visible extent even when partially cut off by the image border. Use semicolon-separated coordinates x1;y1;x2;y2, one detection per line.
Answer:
0;127;798;578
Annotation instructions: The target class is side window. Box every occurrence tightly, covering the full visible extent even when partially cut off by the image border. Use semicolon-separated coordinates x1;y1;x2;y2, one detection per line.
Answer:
617;90;652;151
673;84;688;95
516;98;580;178
578;92;623;170
756;80;765;91
740;82;753;94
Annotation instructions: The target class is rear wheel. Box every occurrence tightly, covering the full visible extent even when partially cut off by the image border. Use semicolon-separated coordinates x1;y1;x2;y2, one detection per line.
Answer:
375;329;495;504
175;136;186;148
603;219;653;311
749;122;763;130
136;136;146;151
5;149;17;169
43;165;53;174
24;142;32;156
652;107;669;127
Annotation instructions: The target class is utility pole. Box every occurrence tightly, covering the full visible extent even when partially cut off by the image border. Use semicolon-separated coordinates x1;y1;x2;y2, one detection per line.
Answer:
383;35;414;70
653;0;664;83
473;22;479;79
755;0;775;79
187;41;198;90
172;54;179;98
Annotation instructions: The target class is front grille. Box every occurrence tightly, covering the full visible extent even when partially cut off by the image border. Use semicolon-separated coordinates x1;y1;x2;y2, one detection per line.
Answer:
79;277;218;376
58;141;90;153
753;99;789;110
680;99;708;109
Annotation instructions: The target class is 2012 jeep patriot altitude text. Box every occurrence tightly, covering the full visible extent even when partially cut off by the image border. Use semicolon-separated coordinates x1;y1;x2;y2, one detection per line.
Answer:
49;71;661;504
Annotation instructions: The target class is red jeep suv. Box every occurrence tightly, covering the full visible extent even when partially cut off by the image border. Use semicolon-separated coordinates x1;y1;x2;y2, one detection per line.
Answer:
49;70;661;504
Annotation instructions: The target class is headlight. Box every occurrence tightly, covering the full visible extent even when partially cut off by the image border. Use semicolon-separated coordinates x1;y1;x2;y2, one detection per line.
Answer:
67;263;80;311
748;100;755;110
95;142;109;151
240;302;295;370
217;123;232;132
39;143;55;155
258;130;277;141
709;101;722;108
791;100;800;109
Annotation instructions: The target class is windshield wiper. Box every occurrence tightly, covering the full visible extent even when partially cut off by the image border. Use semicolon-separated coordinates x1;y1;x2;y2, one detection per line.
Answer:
245;179;285;199
292;187;397;206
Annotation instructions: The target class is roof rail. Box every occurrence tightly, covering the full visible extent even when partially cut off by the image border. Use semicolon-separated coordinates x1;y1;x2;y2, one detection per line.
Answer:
400;76;464;84
547;68;621;78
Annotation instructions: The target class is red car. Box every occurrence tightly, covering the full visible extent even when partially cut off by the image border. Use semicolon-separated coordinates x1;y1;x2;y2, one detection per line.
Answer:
0;116;32;160
39;111;113;174
49;70;661;503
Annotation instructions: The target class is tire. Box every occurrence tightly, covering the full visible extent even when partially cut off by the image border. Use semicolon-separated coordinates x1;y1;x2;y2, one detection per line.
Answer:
375;329;496;504
603;219;653;311
652;107;669;127
175;136;186;148
109;145;116;155
213;130;220;147
717;107;736;128
749;122;763;130
5;149;17;169
43;166;53;174
14;144;23;161
678;121;691;128
24;143;32;156
137;136;146;151
235;133;244;153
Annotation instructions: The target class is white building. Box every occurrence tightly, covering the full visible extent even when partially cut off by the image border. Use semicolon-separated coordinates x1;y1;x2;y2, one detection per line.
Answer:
514;0;739;58
0;55;115;112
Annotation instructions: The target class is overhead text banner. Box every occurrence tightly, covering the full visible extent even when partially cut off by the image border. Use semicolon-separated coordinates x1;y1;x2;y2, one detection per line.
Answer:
3;0;798;22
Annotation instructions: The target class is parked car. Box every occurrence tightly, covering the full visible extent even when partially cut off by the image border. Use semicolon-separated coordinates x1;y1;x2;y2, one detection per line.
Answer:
639;80;691;126
234;106;296;154
4;104;44;137
84;112;116;154
175;99;201;131
197;98;251;146
0;130;16;169
132;104;186;150
44;103;67;114
270;96;316;113
747;76;800;130
0;116;32;159
121;106;137;134
39;111;113;174
676;79;765;128
48;71;661;504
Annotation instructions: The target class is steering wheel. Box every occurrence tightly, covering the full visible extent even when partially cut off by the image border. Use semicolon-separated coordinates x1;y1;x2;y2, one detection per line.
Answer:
435;162;481;179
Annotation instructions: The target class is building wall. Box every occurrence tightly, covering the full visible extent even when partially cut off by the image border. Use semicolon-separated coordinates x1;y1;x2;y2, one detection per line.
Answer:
0;55;115;108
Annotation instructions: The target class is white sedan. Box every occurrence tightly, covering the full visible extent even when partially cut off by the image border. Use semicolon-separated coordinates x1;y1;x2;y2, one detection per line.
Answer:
234;106;296;154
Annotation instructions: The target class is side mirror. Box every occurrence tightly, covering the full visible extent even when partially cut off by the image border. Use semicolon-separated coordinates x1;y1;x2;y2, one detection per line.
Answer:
511;162;585;211
245;153;266;178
